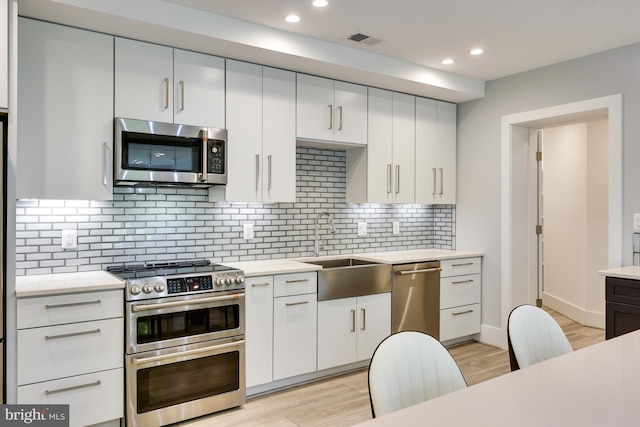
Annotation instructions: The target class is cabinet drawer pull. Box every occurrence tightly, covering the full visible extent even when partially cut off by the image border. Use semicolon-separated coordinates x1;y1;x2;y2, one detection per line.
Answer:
451;310;474;316
452;280;474;285
45;380;101;395
285;279;310;284
452;262;474;267
285;301;309;307
251;283;271;287
45;300;101;309
45;328;101;340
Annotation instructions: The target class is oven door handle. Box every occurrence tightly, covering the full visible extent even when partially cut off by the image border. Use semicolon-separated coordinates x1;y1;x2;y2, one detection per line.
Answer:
132;339;245;365
131;292;245;312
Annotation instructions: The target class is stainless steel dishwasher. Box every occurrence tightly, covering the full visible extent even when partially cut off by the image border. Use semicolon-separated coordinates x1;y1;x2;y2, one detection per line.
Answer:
392;261;441;338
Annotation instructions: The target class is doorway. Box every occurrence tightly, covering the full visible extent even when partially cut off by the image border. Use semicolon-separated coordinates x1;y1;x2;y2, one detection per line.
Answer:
498;95;622;346
535;120;609;323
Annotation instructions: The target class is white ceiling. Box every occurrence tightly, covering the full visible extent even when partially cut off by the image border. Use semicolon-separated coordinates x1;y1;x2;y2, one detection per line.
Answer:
166;0;640;81
16;0;640;102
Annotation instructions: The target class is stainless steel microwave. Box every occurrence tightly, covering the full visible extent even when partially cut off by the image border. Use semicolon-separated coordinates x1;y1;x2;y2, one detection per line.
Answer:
114;118;227;187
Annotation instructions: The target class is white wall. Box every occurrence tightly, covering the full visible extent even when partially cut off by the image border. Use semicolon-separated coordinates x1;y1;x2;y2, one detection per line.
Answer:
457;43;639;330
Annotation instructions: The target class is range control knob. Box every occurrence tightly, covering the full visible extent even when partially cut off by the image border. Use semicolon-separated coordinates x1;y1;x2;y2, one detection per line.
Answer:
236;275;245;284
226;276;236;286
154;282;166;293
215;277;225;287
130;284;141;295
142;283;153;294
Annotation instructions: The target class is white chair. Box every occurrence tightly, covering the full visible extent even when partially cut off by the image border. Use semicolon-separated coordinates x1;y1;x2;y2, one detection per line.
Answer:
367;331;467;418
507;304;573;371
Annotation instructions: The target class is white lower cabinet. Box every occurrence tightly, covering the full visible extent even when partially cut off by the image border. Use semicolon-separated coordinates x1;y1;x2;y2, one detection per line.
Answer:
317;292;391;370
16;290;124;427
273;272;318;380
245;276;274;388
439;257;482;341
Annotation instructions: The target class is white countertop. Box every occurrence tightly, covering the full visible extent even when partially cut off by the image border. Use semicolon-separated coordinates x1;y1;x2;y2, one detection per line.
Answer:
224;249;482;277
598;265;640;280
16;270;125;298
357;329;640;427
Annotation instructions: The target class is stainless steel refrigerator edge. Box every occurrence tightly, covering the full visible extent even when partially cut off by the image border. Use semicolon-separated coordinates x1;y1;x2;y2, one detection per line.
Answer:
391;261;441;338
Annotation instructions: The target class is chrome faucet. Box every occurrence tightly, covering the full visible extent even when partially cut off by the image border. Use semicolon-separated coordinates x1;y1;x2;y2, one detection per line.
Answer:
314;212;336;257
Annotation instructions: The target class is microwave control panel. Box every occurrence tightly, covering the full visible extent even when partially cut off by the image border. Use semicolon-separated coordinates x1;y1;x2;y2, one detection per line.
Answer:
207;139;225;175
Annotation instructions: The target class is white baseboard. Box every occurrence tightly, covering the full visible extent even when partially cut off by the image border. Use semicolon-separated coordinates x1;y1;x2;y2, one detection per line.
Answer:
542;292;605;329
477;324;507;350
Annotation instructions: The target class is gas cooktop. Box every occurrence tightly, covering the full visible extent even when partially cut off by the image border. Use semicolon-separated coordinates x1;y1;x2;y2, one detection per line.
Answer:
106;259;237;279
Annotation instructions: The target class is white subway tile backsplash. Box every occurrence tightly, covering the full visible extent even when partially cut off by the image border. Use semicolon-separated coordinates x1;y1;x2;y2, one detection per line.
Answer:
16;147;455;275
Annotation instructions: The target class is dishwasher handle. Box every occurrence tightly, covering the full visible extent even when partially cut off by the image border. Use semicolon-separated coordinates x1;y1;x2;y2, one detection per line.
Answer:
395;267;441;275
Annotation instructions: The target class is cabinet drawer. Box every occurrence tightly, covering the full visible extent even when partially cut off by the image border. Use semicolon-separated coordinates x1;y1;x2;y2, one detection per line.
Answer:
17;318;123;385
440;257;481;277
18;368;123;427
17;289;123;328
440;303;481;342
441;274;481;309
606;277;640;305
274;272;317;297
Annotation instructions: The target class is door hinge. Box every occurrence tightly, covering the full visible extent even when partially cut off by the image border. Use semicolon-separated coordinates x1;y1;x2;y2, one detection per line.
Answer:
536;225;543;235
536;151;542;162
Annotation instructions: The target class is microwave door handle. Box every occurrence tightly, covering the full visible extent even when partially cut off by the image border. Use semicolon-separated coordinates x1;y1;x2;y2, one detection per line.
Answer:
200;129;208;182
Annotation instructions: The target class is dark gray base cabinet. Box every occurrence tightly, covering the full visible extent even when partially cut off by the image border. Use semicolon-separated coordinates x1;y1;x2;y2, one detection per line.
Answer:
605;277;640;339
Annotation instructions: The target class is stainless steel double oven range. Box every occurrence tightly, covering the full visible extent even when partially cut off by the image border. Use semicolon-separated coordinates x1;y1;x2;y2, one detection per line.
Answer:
107;260;246;427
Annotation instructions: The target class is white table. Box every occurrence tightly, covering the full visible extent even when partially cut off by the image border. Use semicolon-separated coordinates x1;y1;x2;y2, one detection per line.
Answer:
357;330;640;426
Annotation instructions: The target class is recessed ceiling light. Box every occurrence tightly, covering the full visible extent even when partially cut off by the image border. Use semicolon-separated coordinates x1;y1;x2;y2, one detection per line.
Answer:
312;0;328;7
441;58;455;65
470;48;484;55
285;14;301;23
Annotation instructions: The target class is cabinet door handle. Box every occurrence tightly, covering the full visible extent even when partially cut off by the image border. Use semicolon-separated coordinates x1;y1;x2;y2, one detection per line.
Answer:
337;106;343;130
286;301;309;307
46;300;101;309
328;104;333;130
387;164;392;194
251;282;271;287
361;308;366;331
45;328;101;340
45;380;101;396
432;167;437;195
395;165;400;194
452;309;474;316
255;154;260;191
102;142;109;187
286;279;309;284
163;77;170;110
439;167;444;195
267;155;272;191
179;80;185;111
351;309;356;332
452;279;474;285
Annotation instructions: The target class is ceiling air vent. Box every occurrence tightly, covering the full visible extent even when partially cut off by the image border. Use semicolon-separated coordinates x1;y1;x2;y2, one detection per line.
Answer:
347;33;382;46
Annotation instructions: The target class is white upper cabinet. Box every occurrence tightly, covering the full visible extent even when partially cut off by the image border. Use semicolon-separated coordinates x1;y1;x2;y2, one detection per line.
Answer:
296;74;367;145
366;88;416;203
1;0;7;110
217;60;295;203
115;38;224;128
17;18;114;200
416;98;457;204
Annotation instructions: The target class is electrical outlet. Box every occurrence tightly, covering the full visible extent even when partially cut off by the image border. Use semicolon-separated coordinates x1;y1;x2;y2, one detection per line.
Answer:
243;224;255;240
61;229;77;249
393;221;400;235
357;222;367;237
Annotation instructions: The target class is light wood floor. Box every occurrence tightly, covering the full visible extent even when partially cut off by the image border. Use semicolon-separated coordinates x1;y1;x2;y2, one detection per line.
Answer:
178;308;604;427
